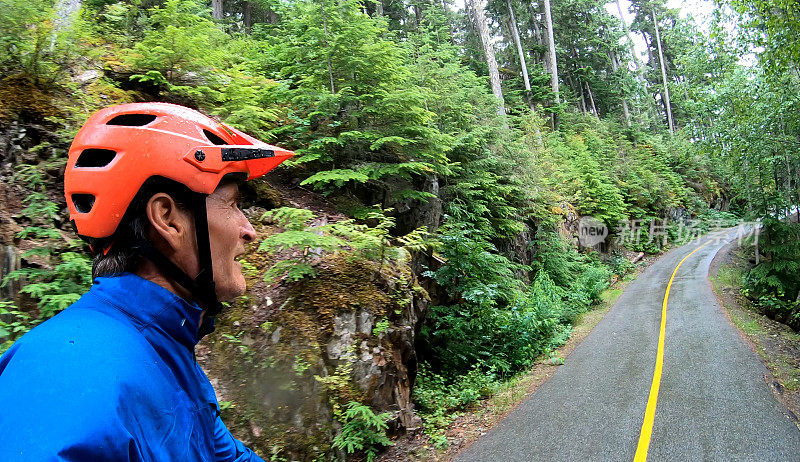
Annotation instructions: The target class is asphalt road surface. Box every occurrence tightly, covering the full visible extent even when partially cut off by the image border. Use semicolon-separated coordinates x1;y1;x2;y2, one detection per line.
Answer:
455;229;800;461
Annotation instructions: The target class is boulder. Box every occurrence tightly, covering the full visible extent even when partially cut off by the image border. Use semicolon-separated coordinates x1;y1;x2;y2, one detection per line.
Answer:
198;253;428;461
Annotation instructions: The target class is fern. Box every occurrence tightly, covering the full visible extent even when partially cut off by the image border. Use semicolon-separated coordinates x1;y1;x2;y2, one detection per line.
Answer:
3;162;93;331
332;401;393;462
300;169;370;192
260;206;433;283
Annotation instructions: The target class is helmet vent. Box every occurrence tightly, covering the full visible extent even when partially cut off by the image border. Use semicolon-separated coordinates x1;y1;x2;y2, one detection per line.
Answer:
106;114;157;126
72;194;95;213
76;149;117;168
203;129;229;146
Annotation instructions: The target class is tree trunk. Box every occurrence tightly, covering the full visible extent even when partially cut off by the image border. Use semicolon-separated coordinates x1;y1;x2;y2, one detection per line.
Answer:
586;81;599;118
53;0;82;29
212;0;223;20
243;1;252;32
506;0;531;93
615;0;639;71
642;32;655;68
466;0;507;119
543;0;559;105
576;77;587;114
527;3;544;64
376;0;384;16
609;51;632;126
652;9;674;134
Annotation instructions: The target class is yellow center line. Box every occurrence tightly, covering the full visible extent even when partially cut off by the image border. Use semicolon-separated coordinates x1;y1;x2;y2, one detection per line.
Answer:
633;240;711;462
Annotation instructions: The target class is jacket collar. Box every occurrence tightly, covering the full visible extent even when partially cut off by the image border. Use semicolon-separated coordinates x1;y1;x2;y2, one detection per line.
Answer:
89;273;212;349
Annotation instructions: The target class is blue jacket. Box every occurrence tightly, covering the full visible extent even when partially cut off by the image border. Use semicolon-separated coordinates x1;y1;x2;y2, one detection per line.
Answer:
0;273;264;461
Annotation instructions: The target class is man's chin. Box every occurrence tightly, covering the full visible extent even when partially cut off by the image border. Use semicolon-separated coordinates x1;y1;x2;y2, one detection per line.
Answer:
215;282;247;303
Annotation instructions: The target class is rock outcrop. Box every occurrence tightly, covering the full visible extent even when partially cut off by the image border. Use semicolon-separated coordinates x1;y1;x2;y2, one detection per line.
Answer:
198;250;428;461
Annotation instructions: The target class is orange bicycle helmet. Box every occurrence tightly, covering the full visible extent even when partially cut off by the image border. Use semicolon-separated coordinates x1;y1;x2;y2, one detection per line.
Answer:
65;103;294;327
65;102;293;239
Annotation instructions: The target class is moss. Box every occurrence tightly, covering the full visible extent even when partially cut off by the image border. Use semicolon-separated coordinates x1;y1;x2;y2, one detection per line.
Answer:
204;238;426;460
246;178;285;209
84;78;138;106
287;255;396;336
0;74;61;122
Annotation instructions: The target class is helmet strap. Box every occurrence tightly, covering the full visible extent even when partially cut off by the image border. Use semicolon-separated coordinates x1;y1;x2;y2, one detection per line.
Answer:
190;193;224;335
133;192;223;340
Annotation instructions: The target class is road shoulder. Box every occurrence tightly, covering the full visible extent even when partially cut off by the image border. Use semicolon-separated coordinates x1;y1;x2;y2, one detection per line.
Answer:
709;239;800;428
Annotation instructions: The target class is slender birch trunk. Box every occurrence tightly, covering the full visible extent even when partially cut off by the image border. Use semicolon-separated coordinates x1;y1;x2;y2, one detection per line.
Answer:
212;0;223;20
506;0;531;92
615;0;640;71
652;9;674;134
466;0;507;119
610;50;632;126
543;0;559;105
576;76;587;113
586;81;599;118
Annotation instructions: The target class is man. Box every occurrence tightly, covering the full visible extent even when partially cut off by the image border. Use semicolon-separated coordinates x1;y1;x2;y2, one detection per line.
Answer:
0;103;293;460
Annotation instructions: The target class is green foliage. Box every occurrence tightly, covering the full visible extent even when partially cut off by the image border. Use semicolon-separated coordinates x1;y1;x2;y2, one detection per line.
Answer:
299;169;370;193
412;364;500;447
252;0;452;203
372;318;390;336
0;0;92;86
260;206;431;283
6;251;93;319
259;207;346;282
0;301;32;353
743;219;800;330
421;223;523;374
124;0;227;83
608;251;637;277
559;133;627;227
3;163;92;332
332;401;393;462
414;364;500;414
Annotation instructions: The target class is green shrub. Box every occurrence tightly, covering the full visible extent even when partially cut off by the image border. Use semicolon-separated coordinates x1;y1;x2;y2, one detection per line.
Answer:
742;219;800;330
0;301;31;353
259;206;431;283
332;401;393;462
608;251;636;276
2;163;93;345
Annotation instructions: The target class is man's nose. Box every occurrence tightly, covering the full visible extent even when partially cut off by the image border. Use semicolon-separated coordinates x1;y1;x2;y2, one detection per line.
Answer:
241;218;256;243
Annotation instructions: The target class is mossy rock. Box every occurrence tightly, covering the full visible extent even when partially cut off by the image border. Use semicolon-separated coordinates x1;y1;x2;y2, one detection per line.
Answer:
202;245;426;460
245;178;285;209
0;75;61;122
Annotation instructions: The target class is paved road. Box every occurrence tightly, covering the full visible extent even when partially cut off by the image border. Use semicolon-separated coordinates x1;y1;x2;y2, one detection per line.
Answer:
455;230;800;461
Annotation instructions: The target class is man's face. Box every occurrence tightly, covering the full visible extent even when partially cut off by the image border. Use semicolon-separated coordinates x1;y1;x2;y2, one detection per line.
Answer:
205;182;255;301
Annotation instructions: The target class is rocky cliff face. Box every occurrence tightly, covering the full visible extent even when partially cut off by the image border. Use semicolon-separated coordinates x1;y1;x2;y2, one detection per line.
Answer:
197;204;428;461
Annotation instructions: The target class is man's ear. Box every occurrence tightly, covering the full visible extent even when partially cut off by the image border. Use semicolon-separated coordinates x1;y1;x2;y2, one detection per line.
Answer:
145;193;193;255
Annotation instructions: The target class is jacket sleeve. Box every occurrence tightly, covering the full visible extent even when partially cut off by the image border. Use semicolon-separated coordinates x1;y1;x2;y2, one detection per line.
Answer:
213;413;266;462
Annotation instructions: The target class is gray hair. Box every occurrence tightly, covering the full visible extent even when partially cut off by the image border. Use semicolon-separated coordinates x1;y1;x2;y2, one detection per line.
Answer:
91;177;193;279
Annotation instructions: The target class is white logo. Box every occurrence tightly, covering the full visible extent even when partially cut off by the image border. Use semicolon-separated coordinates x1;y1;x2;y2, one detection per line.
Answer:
578;216;608;247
